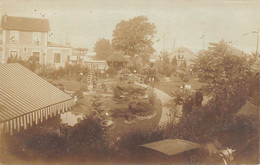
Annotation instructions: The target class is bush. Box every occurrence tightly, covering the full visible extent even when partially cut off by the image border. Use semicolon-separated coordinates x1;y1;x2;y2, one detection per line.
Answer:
66;115;109;156
106;66;118;76
112;128;165;161
113;83;146;100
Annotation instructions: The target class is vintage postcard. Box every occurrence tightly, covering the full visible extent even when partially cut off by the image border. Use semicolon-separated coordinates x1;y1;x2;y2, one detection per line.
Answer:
0;0;259;164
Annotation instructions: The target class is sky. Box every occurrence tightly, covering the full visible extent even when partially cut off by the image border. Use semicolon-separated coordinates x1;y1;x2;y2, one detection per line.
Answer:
0;0;260;53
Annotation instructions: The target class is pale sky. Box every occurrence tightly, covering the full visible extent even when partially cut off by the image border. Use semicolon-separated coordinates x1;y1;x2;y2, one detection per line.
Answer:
0;0;260;53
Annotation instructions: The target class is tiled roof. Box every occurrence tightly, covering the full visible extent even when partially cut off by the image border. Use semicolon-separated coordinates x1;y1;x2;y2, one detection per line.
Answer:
1;15;50;32
0;63;72;123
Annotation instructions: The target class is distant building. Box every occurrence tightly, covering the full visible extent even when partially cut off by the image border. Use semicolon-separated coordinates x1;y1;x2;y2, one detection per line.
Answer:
170;47;198;66
83;51;96;62
0;14;72;67
70;48;88;63
85;60;108;71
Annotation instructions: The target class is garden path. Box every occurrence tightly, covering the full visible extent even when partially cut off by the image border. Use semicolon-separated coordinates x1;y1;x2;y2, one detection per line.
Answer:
135;83;173;126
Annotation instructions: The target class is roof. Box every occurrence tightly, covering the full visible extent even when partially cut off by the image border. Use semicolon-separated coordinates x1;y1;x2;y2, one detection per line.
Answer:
0;63;72;123
140;139;201;156
1;14;50;32
47;42;72;48
170;47;198;61
173;47;197;56
73;48;88;51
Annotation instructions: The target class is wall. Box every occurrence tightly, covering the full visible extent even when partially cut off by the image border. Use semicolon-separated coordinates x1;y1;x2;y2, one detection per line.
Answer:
46;47;72;67
5;30;47;46
2;30;47;64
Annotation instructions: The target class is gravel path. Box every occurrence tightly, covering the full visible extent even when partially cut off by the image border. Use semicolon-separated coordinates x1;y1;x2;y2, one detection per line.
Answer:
135;83;173;126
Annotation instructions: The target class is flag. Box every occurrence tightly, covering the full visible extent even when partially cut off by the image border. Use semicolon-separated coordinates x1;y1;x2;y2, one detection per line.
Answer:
200;34;205;39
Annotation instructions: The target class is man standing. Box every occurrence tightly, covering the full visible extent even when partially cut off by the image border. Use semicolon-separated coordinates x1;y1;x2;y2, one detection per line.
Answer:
195;89;203;107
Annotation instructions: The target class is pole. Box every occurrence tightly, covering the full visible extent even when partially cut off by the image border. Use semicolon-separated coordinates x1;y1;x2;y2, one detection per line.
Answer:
163;32;165;52
203;34;205;50
256;28;259;53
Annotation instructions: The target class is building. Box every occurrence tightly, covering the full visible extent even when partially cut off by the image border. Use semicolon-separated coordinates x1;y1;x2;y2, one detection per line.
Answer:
69;48;89;63
170;47;198;66
0;14;72;67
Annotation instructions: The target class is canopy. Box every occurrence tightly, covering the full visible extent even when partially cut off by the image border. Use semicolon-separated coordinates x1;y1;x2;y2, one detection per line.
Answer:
140;139;201;156
0;63;72;123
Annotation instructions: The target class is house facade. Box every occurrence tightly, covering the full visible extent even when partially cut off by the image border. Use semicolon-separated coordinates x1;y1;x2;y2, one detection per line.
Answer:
170;47;198;66
0;14;72;67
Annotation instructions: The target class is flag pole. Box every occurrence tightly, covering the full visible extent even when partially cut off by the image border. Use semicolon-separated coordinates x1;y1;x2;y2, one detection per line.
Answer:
203;35;205;50
256;28;259;53
163;32;165;52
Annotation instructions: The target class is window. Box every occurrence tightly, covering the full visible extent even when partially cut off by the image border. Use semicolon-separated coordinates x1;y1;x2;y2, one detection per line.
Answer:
9;51;19;58
10;31;19;43
33;32;41;45
54;52;61;63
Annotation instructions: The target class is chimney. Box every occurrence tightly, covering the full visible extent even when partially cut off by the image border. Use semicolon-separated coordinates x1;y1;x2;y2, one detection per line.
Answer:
3;13;7;22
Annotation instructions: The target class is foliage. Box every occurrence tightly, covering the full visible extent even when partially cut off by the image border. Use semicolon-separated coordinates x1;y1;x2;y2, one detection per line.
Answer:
112;83;146;100
94;38;112;60
113;127;165;160
66;115;109;154
155;51;176;77
164;40;256;154
171;55;177;66
179;60;187;71
106;66;118;76
194;40;252;110
112;83;157;117
112;16;156;63
7;56;39;72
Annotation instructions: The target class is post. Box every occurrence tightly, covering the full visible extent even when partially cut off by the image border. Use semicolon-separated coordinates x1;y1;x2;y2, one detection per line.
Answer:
257;28;259;53
203;36;205;50
163;32;165;52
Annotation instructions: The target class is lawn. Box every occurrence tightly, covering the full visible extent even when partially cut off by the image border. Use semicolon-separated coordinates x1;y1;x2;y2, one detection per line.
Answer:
154;77;207;96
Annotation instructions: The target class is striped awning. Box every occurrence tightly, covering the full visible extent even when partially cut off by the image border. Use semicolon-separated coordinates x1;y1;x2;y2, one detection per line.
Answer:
0;63;72;123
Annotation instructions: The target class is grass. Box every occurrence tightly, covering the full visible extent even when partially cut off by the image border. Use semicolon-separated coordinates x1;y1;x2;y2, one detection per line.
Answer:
155;76;207;95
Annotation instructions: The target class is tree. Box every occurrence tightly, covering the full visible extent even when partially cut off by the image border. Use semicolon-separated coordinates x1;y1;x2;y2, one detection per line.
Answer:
94;38;112;60
155;51;175;77
171;55;177;66
194;40;252;110
112;16;156;63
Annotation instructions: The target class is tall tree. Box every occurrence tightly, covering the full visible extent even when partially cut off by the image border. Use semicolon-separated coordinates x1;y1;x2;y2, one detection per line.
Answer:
194;40;252;110
112;16;156;63
93;38;112;60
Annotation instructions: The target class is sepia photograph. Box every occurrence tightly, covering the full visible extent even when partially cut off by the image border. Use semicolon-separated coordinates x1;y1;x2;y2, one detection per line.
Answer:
0;0;259;164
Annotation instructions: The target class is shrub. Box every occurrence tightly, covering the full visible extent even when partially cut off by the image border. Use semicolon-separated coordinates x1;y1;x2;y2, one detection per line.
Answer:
106;66;118;76
66;115;109;155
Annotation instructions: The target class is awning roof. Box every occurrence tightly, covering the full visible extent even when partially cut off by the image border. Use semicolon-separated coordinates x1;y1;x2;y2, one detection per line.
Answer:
140;139;201;156
0;63;72;123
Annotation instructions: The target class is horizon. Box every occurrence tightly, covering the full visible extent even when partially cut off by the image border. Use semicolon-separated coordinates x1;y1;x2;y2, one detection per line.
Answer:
0;0;260;54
